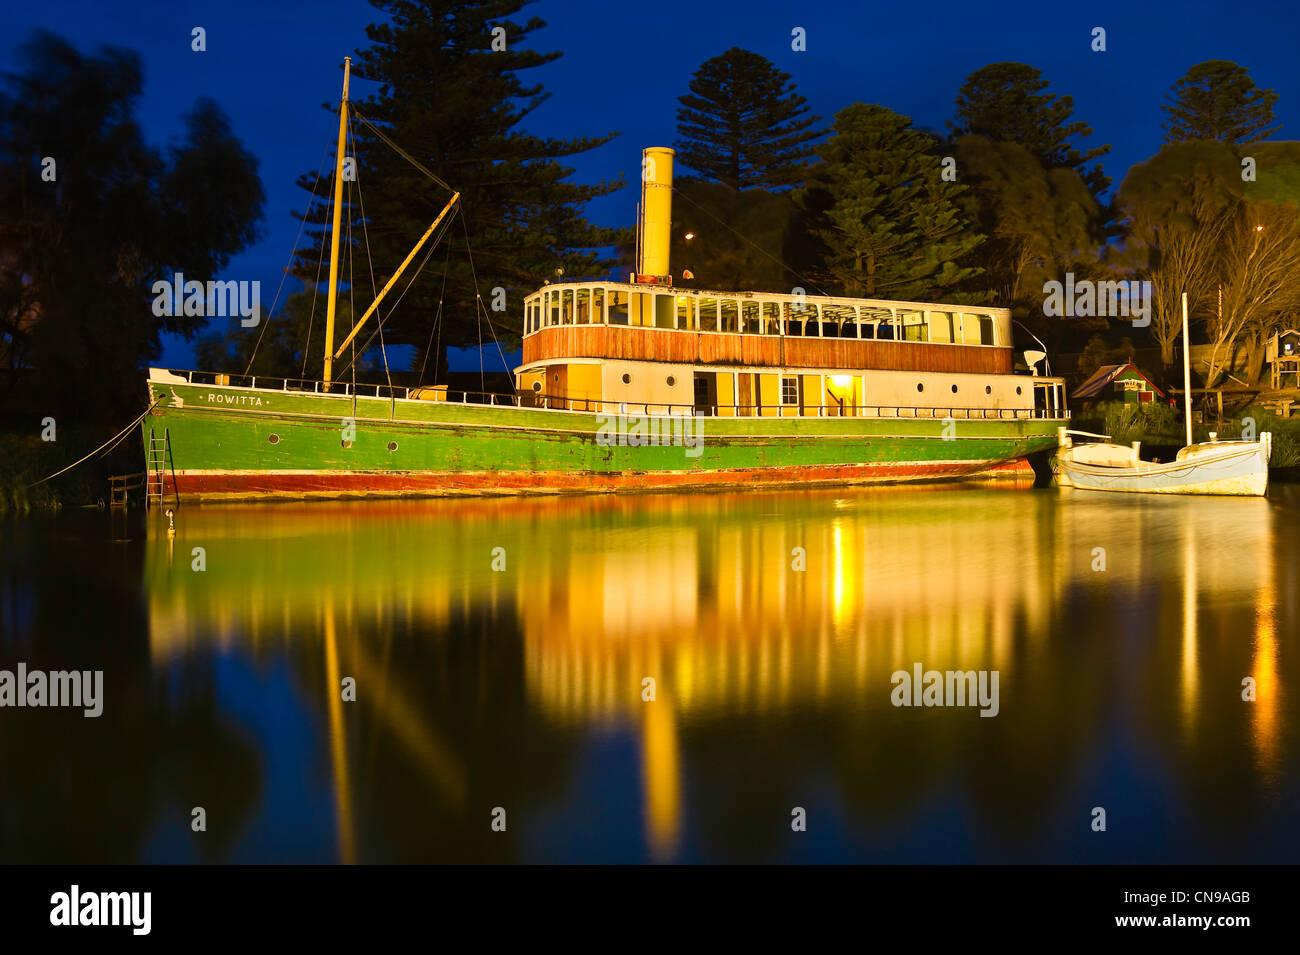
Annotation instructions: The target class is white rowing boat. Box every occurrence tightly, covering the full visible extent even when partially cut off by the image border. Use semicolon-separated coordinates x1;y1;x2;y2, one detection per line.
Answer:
1056;429;1271;496
1055;291;1271;497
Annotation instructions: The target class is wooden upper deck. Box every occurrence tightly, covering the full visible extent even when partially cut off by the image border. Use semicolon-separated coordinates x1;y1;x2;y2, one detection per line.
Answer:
522;282;1013;375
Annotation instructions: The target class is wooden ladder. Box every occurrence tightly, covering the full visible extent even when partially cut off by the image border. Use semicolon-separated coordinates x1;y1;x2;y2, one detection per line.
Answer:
145;428;178;509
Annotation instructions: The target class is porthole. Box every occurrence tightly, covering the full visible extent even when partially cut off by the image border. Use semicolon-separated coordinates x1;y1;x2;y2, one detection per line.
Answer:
622;373;632;384
951;384;958;394
666;376;676;387
341;439;353;449
387;441;398;452
985;385;992;395
1016;386;1023;395
916;383;924;393
531;381;542;393
268;433;280;445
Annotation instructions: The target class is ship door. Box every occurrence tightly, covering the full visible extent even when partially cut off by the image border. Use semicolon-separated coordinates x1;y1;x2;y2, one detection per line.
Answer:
737;373;754;416
548;364;568;410
693;373;716;416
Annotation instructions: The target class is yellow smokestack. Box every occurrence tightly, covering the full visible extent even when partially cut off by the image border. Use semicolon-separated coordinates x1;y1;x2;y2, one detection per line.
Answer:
638;147;674;278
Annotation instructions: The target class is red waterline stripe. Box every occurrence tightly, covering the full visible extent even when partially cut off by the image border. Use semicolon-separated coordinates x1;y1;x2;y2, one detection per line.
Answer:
162;459;1034;500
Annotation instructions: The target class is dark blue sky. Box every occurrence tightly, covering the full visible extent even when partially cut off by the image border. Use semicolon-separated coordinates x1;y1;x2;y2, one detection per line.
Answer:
9;0;1299;369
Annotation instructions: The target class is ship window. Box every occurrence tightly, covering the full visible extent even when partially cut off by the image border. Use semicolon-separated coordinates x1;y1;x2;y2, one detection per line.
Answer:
958;312;993;345
858;307;881;339
609;291;629;325
548;291;561;327
916;383;924;393
561;289;574;324
741;301;759;334
532;381;542;393
699;298;718;332
1016;386;1023;395
591;287;605;324
822;304;854;339
575;289;591;324
654;293;675;328
951;384;958;394
720;299;739;333
877;313;897;340
387;441;398;451
985;385;992;394
789;302;817;336
622;373;631;384
762;302;781;334
781;376;800;405
676;294;695;330
900;310;927;342
667;376;676;386
928;311;954;343
268;433;280;444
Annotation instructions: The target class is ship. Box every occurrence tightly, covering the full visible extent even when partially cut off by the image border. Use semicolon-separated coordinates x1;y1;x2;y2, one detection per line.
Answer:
142;59;1071;503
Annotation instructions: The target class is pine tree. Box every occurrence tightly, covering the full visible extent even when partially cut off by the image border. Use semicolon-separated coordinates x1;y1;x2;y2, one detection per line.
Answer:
293;0;624;383
1163;60;1280;144
675;48;825;190
949;62;1111;200
803;104;983;301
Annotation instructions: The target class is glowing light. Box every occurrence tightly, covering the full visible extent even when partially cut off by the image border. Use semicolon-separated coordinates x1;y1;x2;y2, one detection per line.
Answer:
684;232;695;240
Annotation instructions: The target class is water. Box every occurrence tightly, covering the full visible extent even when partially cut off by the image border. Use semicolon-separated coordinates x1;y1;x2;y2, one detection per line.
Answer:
2;484;1297;863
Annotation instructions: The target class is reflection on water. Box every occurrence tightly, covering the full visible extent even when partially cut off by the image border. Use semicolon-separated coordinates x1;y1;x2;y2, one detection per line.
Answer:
2;484;1298;862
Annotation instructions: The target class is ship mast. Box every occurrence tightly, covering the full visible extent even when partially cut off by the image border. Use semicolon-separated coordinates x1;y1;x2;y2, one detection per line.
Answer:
323;57;351;388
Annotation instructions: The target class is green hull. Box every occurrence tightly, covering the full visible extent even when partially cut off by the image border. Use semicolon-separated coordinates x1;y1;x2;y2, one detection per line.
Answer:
143;375;1064;501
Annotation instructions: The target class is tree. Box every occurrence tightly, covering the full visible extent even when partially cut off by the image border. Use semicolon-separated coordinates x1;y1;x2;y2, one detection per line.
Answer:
1205;203;1300;387
0;31;263;422
801;104;983;301
950;62;1111;201
666;181;801;292
950;135;1099;307
1163;61;1280;144
292;0;624;382
1205;147;1300;389
674;48;825;191
1116;141;1242;369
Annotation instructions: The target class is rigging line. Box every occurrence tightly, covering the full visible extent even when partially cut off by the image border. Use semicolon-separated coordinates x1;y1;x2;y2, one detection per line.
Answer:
246;142;332;378
25;401;158;488
331;213;453;382
300;179;334;379
332;209;456;380
350;108;453;192
349;113;392;392
333;211;457;378
458;210;512;382
669;185;830;297
418;240;453;385
349;178;358;398
300;221;329;379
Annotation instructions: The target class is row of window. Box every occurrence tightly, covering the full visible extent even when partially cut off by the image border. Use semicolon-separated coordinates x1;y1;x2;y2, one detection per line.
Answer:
772;378;1020;403
592;370;1024;404
523;288;997;345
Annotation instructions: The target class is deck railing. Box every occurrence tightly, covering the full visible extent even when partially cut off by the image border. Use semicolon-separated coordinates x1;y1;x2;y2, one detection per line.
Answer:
155;369;1069;420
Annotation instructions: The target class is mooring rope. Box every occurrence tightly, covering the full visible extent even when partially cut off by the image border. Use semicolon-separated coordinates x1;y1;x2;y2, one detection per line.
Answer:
25;400;159;489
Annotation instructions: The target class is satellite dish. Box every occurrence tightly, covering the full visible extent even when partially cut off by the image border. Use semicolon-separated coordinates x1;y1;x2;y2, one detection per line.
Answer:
1024;350;1047;374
